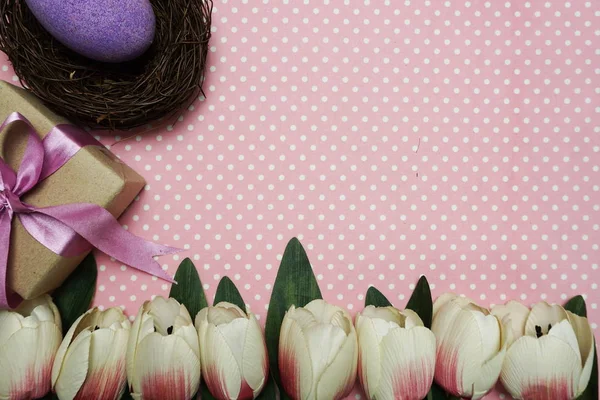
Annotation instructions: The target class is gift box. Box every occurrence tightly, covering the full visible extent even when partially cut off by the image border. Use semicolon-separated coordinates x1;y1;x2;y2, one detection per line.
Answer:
0;81;146;300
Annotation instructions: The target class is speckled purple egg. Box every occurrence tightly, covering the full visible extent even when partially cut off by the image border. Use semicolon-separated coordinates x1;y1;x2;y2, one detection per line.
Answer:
25;0;156;63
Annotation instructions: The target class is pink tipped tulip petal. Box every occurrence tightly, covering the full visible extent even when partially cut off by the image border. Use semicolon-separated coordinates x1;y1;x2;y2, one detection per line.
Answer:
492;301;595;400
126;297;200;400
278;300;358;400
357;306;436;400
0;295;62;400
196;302;269;400
432;293;506;400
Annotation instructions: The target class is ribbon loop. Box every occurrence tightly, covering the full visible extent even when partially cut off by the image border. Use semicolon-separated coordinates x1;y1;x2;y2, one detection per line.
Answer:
0;113;179;309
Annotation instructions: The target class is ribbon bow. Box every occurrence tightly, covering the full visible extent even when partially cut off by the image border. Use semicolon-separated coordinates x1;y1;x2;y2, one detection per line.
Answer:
0;113;178;308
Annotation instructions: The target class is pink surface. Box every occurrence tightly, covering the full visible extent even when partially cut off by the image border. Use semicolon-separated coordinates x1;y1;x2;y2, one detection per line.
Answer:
2;0;599;398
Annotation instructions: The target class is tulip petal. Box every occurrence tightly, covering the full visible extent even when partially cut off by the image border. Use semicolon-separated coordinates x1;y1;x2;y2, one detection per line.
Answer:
242;314;268;394
432;293;459;319
316;329;358;400
525;302;569;337
304;299;349;326
203;323;243;399
401;309;425;329
279;312;314;400
360;306;404;327
491;300;530;345
16;295;61;327
564;311;595;394
356;315;382;399
126;305;155;390
132;334;200;400
147;297;183;336
433;303;492;398
72;328;129;400
501;335;581;400
32;322;62;398
176;324;201;360
52;311;89;388
471;322;506;400
0;328;37;399
0;311;23;347
55;330;92;400
377;326;436;400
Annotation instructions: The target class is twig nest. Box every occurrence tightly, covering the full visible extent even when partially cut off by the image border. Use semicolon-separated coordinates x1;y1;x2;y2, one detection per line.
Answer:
0;0;212;130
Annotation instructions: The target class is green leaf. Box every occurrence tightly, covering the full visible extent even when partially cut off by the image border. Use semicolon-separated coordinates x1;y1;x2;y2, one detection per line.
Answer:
565;296;598;400
169;258;207;320
52;254;97;334
365;286;393;307
565;295;587;318
405;276;433;329
214;276;246;310
265;238;322;399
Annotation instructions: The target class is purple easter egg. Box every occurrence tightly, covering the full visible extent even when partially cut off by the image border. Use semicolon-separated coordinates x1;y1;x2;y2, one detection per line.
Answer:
25;0;156;63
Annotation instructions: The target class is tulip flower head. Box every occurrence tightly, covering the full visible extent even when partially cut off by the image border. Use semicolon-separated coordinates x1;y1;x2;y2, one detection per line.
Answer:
431;293;507;400
196;302;269;400
279;299;358;400
356;306;436;400
126;297;201;400
492;301;595;400
0;295;62;400
51;307;130;400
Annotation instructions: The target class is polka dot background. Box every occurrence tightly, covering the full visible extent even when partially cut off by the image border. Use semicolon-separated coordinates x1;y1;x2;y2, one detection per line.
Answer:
2;0;599;398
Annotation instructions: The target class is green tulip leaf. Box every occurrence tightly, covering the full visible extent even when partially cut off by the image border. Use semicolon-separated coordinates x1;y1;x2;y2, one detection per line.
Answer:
405;276;433;329
214;276;246;310
169;257;208;320
565;296;598;400
265;237;322;399
365;286;393;307
52;253;97;335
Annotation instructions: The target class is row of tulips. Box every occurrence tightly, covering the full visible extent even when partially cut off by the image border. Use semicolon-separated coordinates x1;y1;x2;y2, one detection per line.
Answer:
0;291;594;400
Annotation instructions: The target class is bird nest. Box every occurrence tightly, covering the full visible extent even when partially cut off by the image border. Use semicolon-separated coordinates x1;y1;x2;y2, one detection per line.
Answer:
0;0;212;130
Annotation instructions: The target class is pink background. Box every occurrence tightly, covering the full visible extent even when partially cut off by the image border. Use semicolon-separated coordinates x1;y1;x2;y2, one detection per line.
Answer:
2;0;599;398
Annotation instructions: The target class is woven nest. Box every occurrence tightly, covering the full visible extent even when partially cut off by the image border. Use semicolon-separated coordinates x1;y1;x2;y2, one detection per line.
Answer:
0;0;212;130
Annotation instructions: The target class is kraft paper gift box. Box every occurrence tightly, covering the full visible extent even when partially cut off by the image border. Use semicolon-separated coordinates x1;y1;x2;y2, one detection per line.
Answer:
0;81;146;299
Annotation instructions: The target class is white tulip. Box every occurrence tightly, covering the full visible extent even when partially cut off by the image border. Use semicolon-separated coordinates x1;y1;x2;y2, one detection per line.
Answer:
51;307;130;400
431;293;507;400
356;306;436;400
126;297;201;400
492;301;595;400
0;295;62;400
195;302;269;400
279;299;358;400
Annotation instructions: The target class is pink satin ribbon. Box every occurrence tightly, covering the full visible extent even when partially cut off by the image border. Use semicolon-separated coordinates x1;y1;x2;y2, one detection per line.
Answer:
0;113;178;308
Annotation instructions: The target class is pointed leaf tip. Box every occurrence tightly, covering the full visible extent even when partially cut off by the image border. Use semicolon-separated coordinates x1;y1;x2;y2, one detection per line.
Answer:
406;275;433;329
214;276;246;311
169;258;208;319
365;286;393;308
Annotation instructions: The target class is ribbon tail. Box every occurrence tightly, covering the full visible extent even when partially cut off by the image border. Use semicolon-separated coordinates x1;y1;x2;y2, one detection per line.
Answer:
0;211;22;309
36;204;179;283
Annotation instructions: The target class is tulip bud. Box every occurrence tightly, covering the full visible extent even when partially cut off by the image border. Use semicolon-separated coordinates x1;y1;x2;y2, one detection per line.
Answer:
126;297;201;400
51;307;130;400
0;295;62;400
279;299;358;400
356;306;436;400
431;293;507;400
195;302;269;400
492;301;595;400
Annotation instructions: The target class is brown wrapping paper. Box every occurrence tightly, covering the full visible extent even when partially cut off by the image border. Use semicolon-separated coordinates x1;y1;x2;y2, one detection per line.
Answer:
0;81;146;299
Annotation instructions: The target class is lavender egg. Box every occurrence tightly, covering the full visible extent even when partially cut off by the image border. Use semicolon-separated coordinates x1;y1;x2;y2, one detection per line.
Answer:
25;0;156;63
